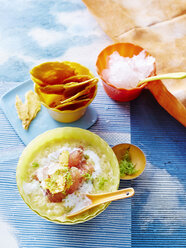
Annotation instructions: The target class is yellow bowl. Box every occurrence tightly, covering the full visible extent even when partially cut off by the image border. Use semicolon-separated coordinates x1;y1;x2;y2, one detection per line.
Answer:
39;84;97;123
16;127;120;224
47;105;87;123
30;61;98;123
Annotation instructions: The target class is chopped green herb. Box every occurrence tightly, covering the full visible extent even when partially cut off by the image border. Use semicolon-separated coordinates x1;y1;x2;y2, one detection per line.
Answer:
83;173;92;181
84;154;89;160
66;171;73;189
32;162;39;168
98;177;108;189
64;205;73;213
66;172;72;182
119;149;138;177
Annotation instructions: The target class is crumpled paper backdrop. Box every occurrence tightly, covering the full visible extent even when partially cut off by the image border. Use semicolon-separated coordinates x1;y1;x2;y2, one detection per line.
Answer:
83;0;186;126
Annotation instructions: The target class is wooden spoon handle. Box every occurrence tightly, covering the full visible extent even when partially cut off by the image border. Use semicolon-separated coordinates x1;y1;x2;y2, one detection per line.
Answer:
137;72;186;87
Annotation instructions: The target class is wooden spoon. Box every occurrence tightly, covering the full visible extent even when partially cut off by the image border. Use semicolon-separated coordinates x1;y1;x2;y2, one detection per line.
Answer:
67;187;134;218
137;72;186;87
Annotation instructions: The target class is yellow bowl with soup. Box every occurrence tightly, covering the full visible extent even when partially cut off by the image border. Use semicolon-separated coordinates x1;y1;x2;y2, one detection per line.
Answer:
16;127;120;224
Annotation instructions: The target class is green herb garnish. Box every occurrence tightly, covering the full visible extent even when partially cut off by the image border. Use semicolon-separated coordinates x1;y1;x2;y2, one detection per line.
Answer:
98;177;108;189
32;162;39;168
84;154;89;160
83;173;92;181
119;149;138;177
66;171;73;189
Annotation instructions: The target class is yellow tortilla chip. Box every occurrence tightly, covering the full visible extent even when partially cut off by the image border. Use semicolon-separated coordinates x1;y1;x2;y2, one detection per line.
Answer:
35;79;98;108
25;91;41;122
55;98;91;110
38;77;98;95
15;91;41;130
30;62;76;86
58;81;97;105
62;75;92;84
64;62;94;78
62;78;98;99
35;85;66;108
15;95;30;129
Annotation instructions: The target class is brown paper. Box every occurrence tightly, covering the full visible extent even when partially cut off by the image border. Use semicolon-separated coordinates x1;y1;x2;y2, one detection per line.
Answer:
83;0;186;126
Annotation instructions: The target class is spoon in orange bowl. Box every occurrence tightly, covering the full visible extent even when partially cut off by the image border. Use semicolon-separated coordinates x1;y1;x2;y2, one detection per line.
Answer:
137;72;186;87
67;187;134;218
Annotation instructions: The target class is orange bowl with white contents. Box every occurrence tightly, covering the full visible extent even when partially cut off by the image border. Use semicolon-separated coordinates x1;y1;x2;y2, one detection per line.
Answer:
96;43;156;102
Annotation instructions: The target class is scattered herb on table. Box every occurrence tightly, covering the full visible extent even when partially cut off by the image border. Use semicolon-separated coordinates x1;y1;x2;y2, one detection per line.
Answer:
119;148;138;177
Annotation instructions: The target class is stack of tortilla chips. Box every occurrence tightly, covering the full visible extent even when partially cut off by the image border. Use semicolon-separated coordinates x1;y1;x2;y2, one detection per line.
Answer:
30;61;98;112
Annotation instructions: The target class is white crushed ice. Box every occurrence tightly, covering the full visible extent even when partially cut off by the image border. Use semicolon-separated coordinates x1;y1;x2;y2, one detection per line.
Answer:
102;50;155;89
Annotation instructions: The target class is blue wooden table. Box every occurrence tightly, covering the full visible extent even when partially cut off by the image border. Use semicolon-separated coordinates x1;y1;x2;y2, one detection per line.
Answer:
0;1;185;247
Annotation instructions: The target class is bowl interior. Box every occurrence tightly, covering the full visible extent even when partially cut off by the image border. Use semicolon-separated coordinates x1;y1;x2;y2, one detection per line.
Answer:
96;43;144;75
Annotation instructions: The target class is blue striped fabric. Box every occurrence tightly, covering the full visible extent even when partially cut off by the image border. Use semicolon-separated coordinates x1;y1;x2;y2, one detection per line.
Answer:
0;83;131;248
131;91;186;247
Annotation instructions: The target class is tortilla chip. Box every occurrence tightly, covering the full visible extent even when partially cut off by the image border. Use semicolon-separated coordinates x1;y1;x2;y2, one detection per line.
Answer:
15;91;41;130
30;62;76;86
62;75;92;84
64;61;94;78
36;79;97;109
35;85;66;108
62;78;98;99
38;77;98;95
25;91;41;121
76;85;97;101
83;0;186;126
15;95;30;129
55;99;91;111
54;85;97;110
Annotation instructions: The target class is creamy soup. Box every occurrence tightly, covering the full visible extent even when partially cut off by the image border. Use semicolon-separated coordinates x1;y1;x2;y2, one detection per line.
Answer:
22;141;114;219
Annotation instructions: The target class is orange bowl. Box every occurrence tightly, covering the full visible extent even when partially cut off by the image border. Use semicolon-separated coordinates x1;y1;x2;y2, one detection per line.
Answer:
96;43;156;102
